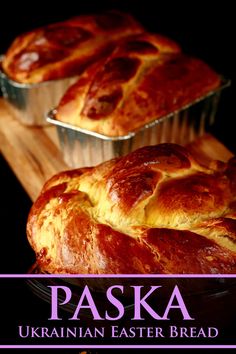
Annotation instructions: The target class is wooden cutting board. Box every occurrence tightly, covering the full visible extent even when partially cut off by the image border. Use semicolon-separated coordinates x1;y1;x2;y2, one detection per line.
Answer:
0;98;233;201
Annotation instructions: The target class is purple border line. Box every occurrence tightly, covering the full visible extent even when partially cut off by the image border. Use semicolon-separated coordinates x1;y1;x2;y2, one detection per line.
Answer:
0;274;236;278
0;345;236;349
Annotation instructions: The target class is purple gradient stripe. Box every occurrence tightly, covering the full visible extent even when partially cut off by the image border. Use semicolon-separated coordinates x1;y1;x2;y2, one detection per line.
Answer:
0;344;236;349
0;274;236;278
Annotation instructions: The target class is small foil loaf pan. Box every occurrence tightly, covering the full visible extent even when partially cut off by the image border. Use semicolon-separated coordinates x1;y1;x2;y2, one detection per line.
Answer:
0;57;78;126
47;79;229;168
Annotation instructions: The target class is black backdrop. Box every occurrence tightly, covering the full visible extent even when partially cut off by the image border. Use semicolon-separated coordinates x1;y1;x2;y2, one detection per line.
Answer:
0;0;236;271
0;2;236;353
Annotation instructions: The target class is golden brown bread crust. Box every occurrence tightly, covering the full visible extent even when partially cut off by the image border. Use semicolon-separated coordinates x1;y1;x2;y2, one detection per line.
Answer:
55;32;220;137
2;11;143;83
27;143;236;274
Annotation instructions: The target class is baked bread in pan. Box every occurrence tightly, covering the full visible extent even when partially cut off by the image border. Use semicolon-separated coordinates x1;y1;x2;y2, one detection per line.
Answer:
55;32;220;137
2;11;143;84
27;143;236;274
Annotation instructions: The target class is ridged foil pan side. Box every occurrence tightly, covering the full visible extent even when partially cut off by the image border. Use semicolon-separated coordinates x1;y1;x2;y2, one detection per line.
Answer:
47;79;229;168
0;56;78;126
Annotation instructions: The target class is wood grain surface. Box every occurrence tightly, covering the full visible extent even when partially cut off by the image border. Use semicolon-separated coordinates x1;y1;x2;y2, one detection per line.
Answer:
0;99;67;201
0;98;233;201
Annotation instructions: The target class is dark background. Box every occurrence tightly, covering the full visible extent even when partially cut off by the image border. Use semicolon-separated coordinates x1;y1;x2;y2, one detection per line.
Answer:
0;2;235;352
0;0;236;273
0;0;235;268
1;0;235;273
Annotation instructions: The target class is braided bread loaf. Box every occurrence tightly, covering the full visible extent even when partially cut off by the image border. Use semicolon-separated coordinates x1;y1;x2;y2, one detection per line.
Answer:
27;143;236;274
55;32;220;137
2;11;143;83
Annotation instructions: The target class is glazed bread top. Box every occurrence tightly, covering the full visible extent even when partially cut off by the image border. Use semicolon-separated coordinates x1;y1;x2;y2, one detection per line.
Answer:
27;143;236;274
2;11;143;84
55;32;220;137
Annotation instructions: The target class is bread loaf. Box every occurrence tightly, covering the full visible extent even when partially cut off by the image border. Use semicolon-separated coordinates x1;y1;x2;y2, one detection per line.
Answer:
2;11;143;83
55;32;220;137
27;143;236;274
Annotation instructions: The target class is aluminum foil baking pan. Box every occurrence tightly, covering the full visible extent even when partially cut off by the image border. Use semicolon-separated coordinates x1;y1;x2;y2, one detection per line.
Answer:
47;78;230;168
0;56;78;126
